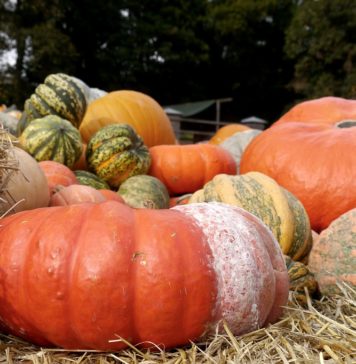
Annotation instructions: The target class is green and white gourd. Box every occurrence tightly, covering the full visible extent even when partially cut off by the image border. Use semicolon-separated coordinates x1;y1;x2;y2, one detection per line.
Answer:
118;175;170;209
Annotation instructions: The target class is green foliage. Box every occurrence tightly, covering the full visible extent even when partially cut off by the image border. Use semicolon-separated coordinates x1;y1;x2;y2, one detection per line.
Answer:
0;0;355;120
285;0;356;99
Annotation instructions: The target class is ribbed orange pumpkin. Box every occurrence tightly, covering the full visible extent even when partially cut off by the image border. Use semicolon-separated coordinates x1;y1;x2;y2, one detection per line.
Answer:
149;144;237;195
275;96;356;126
209;124;250;144
0;201;288;350
240;121;356;232
79;90;177;146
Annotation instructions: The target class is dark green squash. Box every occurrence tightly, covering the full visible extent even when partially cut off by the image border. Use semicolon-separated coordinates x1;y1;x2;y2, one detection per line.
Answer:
74;170;110;190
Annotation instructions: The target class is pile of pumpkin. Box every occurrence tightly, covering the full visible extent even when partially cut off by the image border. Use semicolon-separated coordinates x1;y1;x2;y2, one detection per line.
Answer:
0;73;354;351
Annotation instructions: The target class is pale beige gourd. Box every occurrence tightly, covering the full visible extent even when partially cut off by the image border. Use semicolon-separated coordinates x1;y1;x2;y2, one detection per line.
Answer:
0;147;50;215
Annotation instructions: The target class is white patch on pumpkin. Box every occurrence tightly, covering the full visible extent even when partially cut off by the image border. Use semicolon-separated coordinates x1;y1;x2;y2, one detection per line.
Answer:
174;202;285;336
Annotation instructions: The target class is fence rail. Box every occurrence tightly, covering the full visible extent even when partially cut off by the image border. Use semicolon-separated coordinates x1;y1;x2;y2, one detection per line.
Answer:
169;116;232;143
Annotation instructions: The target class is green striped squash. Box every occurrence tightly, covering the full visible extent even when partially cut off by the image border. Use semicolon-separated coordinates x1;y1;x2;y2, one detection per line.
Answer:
74;170;110;190
118;175;170;209
284;255;318;305
19;115;83;168
189;172;312;261
86;124;151;188
18;73;87;135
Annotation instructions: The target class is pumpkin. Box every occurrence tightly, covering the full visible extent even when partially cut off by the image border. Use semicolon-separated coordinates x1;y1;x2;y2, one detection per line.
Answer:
220;129;262;173
86;124;151;188
74;170;110;190
18;73;87;134
49;184;123;206
308;208;356;296
0;147;50;215
39;160;78;195
71;143;88;171
0;201;288;350
275;96;356;126
148;144;237;196
99;189;125;203
189;172;312;261
79;90;176;147
19;115;83;168
118;174;170;209
284;255;318;305
209;123;250;144
240;121;356;232
49;184;105;206
169;193;193;208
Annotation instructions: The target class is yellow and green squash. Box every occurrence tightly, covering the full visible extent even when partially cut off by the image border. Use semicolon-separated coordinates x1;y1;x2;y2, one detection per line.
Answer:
19;115;83;168
189;172;313;261
86;124;151;188
18;73;87;134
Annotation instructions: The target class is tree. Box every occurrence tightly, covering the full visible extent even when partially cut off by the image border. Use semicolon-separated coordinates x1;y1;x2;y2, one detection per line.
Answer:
0;0;78;107
285;0;356;99
204;0;297;123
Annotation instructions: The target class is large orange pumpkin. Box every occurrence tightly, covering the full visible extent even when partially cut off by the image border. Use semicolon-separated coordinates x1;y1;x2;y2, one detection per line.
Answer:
275;96;356;126
0;201;288;350
209;123;250;144
79;90;176;147
149;144;237;195
240;121;356;232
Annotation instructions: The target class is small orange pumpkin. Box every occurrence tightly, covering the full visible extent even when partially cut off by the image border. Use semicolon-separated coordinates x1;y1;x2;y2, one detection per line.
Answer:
149;144;237;195
39;160;78;195
209;124;250;144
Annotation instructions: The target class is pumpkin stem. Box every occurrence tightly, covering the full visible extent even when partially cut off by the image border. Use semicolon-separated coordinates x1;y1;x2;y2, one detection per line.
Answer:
335;120;356;128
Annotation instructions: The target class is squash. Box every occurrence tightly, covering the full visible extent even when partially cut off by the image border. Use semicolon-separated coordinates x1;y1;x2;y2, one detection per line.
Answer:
189;172;312;261
19;115;83;168
308;208;356;296
74;170;110;190
220;129;261;173
86;124;151;188
0;147;50;215
148;144;237;196
0;112;19;135
240;121;356;232
284;255;318;305
275;96;356;126
39;160;78;195
118;175;170;209
18;73;87;134
0;201;288;350
209;123;250;144
79;90;176;147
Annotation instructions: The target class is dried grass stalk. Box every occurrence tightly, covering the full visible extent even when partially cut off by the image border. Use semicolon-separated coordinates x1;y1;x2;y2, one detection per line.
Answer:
0;283;354;363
